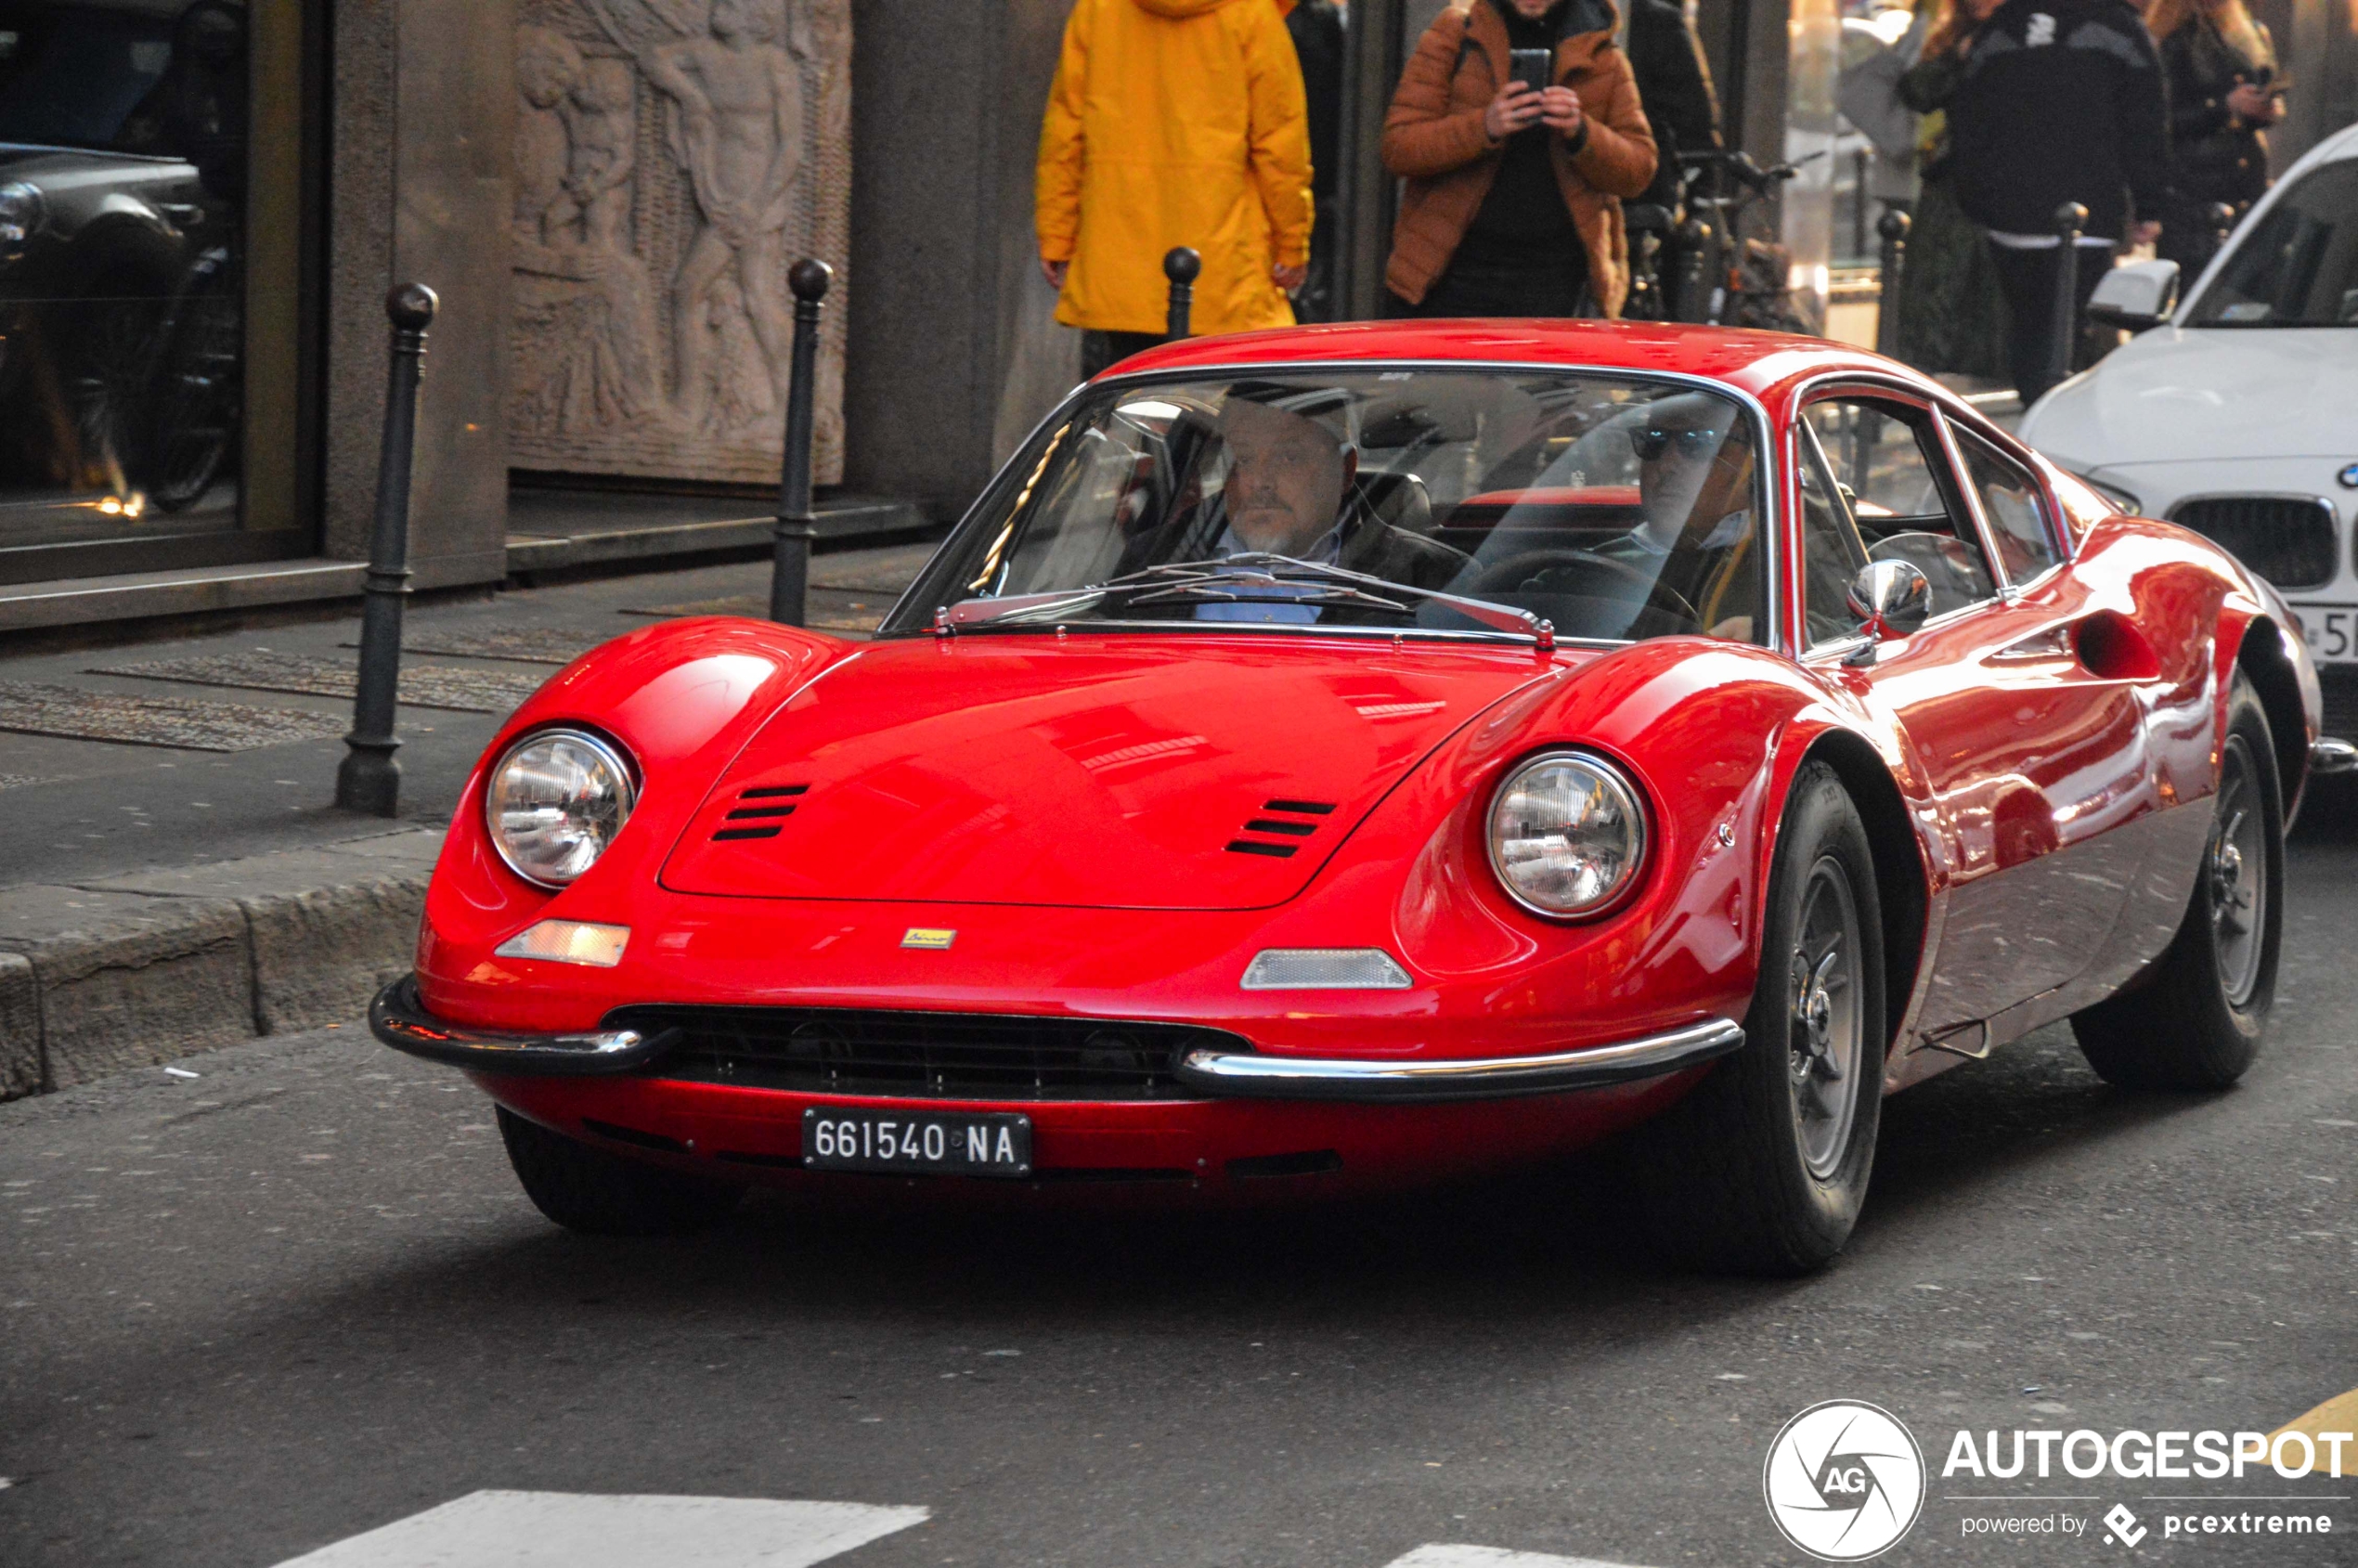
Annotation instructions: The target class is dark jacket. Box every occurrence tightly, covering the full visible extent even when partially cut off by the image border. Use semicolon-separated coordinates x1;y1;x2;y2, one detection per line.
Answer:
1285;0;1348;201
2159;15;2273;211
1943;0;2169;240
1624;0;1721;212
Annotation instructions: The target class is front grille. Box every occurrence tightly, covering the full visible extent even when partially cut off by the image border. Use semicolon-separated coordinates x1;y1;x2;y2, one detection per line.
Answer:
2170;496;2339;590
617;1004;1241;1101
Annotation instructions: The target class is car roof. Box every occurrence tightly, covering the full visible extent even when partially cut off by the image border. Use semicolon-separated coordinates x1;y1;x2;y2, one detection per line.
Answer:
2297;120;2358;170
1102;318;1945;411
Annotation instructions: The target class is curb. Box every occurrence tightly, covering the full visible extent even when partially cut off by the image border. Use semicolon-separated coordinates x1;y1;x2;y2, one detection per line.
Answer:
0;827;443;1098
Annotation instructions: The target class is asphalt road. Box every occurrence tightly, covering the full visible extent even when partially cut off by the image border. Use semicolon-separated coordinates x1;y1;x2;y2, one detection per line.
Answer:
4;823;2355;1568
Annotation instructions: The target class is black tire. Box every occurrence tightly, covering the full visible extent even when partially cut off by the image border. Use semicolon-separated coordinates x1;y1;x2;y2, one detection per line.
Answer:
2070;674;2283;1089
137;247;241;513
496;1107;745;1237
1635;761;1887;1275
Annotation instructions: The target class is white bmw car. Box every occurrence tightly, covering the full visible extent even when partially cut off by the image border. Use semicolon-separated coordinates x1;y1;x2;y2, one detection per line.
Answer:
2021;122;2358;735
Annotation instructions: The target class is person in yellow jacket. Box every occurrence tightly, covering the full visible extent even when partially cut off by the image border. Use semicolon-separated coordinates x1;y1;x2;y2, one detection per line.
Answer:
1036;0;1316;378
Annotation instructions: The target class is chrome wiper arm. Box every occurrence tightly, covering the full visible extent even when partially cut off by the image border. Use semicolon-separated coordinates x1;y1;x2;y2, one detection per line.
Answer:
939;587;1110;629
936;558;1261;629
1121;579;1414;614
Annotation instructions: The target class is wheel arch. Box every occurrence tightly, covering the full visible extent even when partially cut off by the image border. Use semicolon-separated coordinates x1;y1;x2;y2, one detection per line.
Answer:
2229;614;2308;815
1793;727;1927;1060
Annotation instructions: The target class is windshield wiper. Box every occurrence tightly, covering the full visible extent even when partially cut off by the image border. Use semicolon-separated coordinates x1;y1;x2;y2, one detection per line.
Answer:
939;554;1556;649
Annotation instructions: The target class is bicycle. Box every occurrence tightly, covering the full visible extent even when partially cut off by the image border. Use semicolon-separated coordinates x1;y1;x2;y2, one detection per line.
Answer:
1672;149;1817;333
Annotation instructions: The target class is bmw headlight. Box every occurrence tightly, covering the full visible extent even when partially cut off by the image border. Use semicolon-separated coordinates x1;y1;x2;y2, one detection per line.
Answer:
1487;750;1649;918
0;182;43;256
2076;474;2143;516
485;728;636;888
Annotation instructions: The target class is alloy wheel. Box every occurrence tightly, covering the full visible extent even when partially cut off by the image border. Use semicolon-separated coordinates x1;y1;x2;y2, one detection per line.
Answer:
1788;856;1865;1179
2209;735;2267;1007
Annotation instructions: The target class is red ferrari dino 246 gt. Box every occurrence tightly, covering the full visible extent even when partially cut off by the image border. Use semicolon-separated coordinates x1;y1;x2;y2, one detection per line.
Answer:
373;321;2329;1273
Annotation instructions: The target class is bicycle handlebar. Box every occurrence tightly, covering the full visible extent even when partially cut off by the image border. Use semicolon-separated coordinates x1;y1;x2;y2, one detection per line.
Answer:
1676;149;1807;192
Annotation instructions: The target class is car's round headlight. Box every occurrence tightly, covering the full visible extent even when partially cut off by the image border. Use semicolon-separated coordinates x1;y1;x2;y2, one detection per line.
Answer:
1487;750;1649;918
2076;473;2143;516
485;728;635;888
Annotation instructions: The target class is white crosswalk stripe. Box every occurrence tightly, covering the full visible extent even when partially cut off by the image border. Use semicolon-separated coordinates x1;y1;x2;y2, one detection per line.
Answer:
266;1491;929;1568
1383;1547;1658;1568
265;1493;1659;1568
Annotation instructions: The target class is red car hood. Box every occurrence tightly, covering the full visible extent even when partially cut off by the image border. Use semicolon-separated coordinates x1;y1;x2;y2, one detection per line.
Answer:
658;634;1556;909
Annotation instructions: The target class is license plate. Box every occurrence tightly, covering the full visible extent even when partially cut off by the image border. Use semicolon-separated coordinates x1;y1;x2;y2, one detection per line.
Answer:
802;1108;1032;1177
2299;605;2358;665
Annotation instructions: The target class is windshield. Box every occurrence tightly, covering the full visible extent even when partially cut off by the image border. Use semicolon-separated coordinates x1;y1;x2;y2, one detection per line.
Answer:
2184;160;2358;328
887;369;1768;645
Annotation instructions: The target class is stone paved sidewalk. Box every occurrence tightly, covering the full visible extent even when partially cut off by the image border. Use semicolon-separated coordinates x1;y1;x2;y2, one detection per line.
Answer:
0;540;938;1099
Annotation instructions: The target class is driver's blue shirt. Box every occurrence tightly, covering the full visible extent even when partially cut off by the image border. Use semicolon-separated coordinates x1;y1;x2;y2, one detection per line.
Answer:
1193;519;1347;624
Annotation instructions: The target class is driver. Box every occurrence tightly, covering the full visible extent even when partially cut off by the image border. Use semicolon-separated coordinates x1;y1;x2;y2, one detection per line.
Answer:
1193;388;1467;623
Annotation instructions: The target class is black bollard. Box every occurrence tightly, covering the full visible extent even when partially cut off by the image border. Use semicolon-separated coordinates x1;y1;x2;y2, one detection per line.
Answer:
336;282;437;818
1163;247;1199;341
2044;201;2090;396
770;258;832;626
2207;201;2236;254
1673;218;1713;323
1874;208;1911;359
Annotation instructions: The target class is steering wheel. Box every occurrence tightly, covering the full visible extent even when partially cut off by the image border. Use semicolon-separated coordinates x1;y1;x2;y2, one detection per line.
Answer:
1467;548;1702;629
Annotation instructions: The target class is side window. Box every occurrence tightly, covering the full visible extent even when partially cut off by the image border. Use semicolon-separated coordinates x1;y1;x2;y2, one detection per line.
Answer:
1797;424;1869;648
1803;397;1999;617
1954;429;2065;582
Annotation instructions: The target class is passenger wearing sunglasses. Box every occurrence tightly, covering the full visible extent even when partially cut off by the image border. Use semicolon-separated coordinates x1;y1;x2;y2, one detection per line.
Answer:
1620;394;1754;559
1506;392;1759;640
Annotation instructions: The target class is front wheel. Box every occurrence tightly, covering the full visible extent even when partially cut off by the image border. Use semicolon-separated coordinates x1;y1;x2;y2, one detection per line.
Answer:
2070;674;2283;1088
497;1107;745;1236
1634;761;1887;1275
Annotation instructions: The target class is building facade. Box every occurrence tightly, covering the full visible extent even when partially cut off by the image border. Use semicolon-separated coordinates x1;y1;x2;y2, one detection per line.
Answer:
7;0;2345;629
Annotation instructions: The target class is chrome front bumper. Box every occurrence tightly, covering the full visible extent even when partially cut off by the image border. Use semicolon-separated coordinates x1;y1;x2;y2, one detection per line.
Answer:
1173;1018;1746;1102
369;977;672;1075
370;976;1743;1101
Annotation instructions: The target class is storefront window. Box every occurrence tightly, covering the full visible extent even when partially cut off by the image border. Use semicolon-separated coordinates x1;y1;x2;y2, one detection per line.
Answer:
0;0;251;569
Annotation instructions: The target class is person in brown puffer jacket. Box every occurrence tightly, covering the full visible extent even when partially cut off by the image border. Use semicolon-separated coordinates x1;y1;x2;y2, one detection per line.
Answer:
1381;0;1656;318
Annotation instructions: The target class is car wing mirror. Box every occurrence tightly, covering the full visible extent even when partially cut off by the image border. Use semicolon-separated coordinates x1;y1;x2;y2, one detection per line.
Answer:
2087;259;2180;333
1842;559;1931;667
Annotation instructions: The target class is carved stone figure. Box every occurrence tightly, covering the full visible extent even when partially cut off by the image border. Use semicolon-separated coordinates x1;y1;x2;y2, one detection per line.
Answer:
509;0;849;485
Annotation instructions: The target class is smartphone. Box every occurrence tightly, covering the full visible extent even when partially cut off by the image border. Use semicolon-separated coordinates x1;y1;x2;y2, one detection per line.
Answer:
1509;47;1551;95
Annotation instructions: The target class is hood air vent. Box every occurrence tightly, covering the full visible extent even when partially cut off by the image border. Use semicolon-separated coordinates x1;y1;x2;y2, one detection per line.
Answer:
1224;797;1337;859
712;784;809;842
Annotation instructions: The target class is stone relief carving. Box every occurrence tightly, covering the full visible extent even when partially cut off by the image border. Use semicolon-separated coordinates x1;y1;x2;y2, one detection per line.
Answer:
510;0;849;485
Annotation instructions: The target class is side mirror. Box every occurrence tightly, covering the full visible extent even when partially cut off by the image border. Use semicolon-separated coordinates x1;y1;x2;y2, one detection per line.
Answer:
1843;559;1931;666
2087;259;2181;332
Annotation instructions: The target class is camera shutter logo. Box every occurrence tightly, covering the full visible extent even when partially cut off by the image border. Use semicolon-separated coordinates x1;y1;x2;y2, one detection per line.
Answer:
1762;1400;1926;1561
